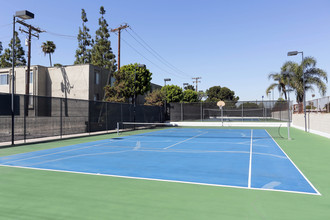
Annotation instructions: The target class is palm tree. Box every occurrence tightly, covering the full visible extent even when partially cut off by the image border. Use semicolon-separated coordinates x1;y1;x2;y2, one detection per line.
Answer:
41;41;56;67
266;71;289;100
282;57;328;103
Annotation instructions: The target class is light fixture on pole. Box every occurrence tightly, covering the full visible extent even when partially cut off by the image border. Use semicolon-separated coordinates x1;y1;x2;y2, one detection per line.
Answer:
133;64;146;124
11;10;34;145
287;50;306;132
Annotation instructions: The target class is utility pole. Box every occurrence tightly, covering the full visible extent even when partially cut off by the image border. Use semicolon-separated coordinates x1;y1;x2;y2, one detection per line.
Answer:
17;20;43;97
17;20;43;117
192;77;202;92
111;23;129;71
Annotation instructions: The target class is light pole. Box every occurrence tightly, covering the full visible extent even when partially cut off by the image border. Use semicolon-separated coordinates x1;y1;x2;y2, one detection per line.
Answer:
288;50;306;132
286;87;294;140
11;10;34;145
133;64;146;124
164;78;171;119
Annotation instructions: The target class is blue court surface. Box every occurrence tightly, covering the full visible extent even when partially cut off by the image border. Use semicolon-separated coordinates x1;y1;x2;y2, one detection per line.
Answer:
0;128;320;195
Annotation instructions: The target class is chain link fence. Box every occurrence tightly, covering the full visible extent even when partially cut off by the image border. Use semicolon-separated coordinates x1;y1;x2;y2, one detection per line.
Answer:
169;100;291;122
293;96;330;113
0;93;164;144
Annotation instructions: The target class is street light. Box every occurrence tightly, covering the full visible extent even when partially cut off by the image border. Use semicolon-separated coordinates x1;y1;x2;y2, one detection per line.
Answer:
11;10;34;145
286;87;294;140
133;64;146;124
287;50;307;132
164;78;171;119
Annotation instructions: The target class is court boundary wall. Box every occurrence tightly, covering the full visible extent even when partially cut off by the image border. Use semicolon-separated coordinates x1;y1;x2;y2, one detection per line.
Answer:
292;113;330;139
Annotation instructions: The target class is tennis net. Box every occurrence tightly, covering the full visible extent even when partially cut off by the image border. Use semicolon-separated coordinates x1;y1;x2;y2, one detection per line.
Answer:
116;122;291;139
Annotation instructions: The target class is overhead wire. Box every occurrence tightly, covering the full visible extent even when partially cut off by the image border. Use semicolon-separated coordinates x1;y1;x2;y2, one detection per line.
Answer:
127;27;192;78
116;32;185;78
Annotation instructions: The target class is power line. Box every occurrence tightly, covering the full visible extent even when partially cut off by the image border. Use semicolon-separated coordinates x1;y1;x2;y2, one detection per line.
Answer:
128;27;192;78
44;30;76;39
118;32;185;78
125;29;189;78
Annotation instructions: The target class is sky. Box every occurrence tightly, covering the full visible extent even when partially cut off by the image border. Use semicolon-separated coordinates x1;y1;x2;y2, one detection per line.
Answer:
1;0;330;102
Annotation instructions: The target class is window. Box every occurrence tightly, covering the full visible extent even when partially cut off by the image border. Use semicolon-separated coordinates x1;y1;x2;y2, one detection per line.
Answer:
0;74;8;85
95;71;100;85
29;93;33;107
29;71;33;84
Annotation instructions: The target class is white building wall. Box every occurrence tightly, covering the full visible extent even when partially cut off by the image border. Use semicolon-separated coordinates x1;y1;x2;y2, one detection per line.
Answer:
47;65;90;100
292;113;330;138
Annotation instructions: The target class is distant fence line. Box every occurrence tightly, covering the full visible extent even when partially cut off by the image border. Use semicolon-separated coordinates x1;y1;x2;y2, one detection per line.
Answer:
293;96;330;113
169;101;291;122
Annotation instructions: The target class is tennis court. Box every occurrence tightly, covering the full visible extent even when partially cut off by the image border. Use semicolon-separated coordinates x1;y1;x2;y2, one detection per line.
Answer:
0;127;319;195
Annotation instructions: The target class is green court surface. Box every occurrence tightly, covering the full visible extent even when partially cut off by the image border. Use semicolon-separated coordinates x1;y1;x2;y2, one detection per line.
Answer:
0;127;330;219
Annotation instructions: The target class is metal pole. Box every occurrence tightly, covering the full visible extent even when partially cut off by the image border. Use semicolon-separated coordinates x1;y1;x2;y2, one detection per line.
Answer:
133;66;136;125
302;52;307;132
60;98;62;138
287;93;291;140
11;16;16;145
200;102;203;121
164;80;167;120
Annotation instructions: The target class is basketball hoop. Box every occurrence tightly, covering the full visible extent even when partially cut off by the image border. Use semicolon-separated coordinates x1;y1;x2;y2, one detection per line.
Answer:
217;100;225;109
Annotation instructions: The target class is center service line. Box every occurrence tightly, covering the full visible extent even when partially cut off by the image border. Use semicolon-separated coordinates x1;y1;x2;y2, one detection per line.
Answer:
164;132;208;149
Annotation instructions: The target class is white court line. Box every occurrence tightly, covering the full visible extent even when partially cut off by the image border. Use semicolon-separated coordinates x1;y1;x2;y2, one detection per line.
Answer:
163;131;208;149
0;164;320;196
27;149;132;166
0;137;134;165
264;130;322;196
248;129;253;188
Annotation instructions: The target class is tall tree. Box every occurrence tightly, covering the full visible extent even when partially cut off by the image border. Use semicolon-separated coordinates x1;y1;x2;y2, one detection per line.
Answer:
184;84;195;91
281;57;327;103
91;6;116;72
0;31;26;68
74;9;92;64
0;41;2;56
105;63;152;102
41;41;56;67
182;89;198;103
266;71;290;100
205;86;239;102
161;85;183;103
145;89;165;106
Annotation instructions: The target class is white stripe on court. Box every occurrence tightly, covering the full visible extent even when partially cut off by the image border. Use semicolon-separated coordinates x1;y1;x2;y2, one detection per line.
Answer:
0;137;134;165
0;164;320;196
264;130;322;195
248;129;253;188
163;131;208;149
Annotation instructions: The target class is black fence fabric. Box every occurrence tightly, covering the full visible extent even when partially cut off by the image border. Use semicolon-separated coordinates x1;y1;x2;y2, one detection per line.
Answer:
0;94;164;144
169;101;290;122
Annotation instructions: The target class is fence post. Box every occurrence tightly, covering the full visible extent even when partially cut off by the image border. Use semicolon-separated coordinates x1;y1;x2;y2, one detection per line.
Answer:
181;103;183;121
242;102;244;122
106;102;108;132
328;96;330;113
287;100;291;140
200;102;203;121
60;98;62;138
24;94;26;143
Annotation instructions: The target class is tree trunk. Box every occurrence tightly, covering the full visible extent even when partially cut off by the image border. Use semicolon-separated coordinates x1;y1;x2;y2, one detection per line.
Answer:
49;54;52;67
